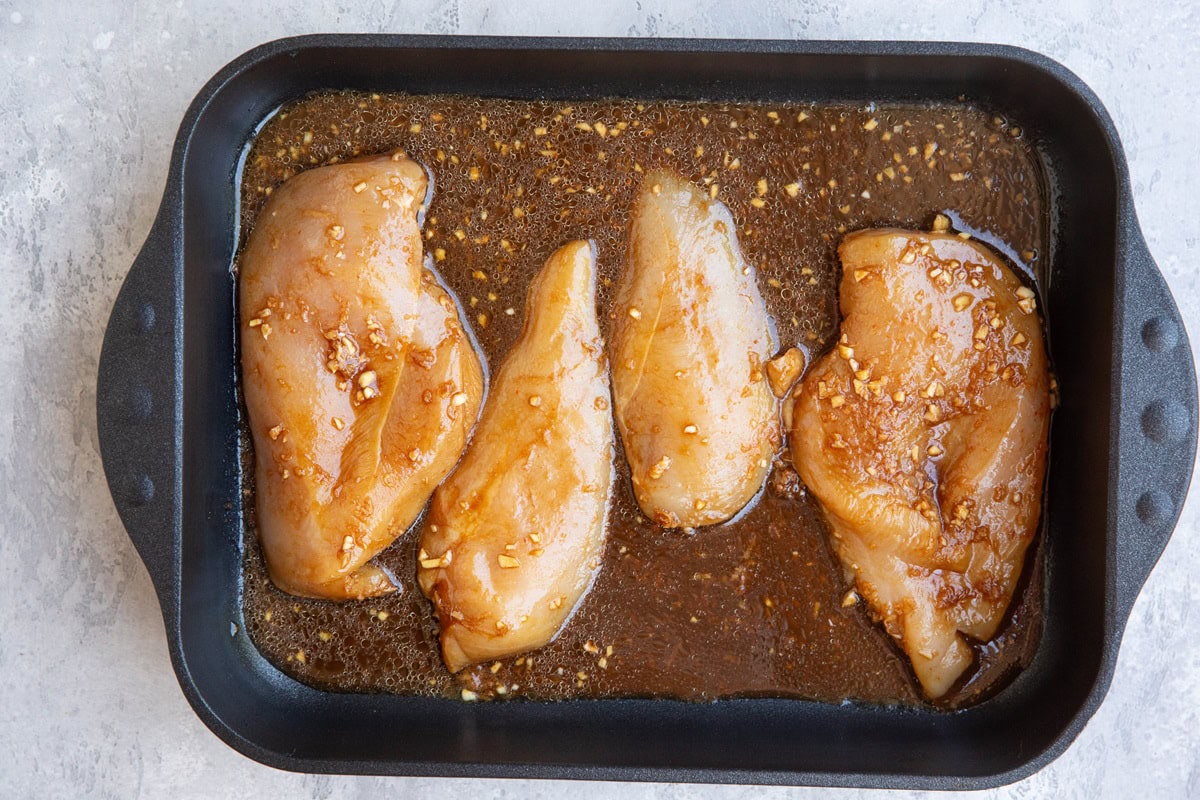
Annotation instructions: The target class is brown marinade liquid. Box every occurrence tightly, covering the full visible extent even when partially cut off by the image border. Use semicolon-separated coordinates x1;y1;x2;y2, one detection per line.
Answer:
238;92;1048;708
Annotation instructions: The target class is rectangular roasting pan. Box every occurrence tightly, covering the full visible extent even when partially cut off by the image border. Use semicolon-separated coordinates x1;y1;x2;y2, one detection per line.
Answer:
95;35;1198;789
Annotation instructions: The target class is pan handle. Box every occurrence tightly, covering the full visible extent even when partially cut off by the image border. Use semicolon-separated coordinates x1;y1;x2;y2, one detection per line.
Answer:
97;199;180;604
1113;215;1197;620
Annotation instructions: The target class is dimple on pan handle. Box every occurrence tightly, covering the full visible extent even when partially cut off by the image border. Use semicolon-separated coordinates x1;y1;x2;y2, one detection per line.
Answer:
97;200;180;604
1114;214;1197;620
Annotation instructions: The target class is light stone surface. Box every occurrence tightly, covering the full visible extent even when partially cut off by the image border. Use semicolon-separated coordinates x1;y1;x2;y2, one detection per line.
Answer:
1;0;1197;797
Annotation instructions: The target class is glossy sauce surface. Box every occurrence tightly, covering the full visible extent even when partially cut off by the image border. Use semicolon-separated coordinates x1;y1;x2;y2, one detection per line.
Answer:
238;91;1048;707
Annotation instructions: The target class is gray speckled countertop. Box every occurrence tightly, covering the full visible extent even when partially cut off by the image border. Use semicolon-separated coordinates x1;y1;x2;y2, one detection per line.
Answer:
2;1;1197;797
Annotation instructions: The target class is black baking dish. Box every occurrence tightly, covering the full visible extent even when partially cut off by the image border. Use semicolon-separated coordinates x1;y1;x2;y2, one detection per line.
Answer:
96;35;1196;788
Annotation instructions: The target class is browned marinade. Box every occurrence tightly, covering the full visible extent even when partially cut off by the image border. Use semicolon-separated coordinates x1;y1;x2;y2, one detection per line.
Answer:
238;91;1048;708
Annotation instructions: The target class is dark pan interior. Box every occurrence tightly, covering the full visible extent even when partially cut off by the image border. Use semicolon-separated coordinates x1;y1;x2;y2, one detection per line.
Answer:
109;37;1189;788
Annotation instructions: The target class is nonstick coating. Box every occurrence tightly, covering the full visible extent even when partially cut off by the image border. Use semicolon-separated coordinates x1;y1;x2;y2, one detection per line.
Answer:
96;36;1197;789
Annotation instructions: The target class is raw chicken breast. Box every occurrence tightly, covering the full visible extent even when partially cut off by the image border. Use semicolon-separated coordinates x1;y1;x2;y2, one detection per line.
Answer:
790;228;1050;699
611;171;779;528
241;152;484;601
418;240;614;672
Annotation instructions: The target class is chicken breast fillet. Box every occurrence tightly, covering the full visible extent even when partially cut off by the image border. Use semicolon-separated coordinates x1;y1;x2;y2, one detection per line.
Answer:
241;152;484;601
418;240;614;672
790;229;1050;699
611;171;779;528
